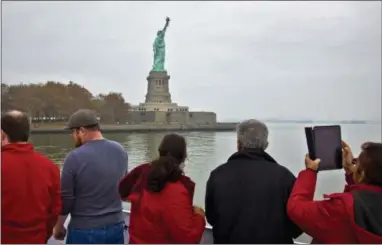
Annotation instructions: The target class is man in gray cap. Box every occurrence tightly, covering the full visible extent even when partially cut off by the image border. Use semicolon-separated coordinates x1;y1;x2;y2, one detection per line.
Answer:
53;109;128;244
64;109;102;148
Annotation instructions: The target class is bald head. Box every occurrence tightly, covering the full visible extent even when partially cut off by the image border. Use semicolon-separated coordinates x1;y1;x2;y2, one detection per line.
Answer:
1;110;30;143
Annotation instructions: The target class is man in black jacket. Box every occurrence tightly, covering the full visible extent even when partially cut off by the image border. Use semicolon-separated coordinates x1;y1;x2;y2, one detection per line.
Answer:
205;119;302;244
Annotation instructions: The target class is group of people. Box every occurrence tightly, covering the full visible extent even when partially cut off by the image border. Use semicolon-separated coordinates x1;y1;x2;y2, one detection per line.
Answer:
2;109;382;244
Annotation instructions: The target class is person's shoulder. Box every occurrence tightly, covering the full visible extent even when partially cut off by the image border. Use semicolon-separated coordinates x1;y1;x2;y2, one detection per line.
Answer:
104;139;122;146
319;192;353;216
160;182;192;204
33;151;54;163
276;163;295;177
104;139;126;152
209;161;230;177
62;148;84;167
211;152;244;175
270;163;296;184
33;151;60;171
66;146;84;159
162;181;189;197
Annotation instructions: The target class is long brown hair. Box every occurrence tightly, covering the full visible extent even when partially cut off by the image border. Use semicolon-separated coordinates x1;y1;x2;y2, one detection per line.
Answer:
147;134;187;192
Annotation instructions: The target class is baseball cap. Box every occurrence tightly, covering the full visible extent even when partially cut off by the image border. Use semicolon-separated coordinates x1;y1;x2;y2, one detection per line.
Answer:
65;109;99;130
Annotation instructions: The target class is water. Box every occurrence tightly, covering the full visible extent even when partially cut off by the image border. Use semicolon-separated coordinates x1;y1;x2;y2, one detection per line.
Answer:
31;123;381;242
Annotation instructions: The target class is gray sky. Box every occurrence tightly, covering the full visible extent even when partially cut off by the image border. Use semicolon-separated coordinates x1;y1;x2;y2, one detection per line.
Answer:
2;1;381;121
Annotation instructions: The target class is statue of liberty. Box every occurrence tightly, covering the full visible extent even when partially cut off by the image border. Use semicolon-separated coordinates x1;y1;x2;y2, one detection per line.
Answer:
152;17;170;72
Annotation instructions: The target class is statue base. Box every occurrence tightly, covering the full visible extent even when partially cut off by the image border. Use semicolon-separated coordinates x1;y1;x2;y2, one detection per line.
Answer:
145;70;172;104
150;69;167;73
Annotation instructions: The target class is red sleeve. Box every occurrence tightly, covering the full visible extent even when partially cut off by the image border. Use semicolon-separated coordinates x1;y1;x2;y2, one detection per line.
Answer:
162;184;206;244
344;173;355;192
287;169;348;242
46;164;62;240
119;164;147;200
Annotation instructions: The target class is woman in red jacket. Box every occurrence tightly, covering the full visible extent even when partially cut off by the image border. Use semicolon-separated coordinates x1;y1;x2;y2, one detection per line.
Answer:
287;141;382;244
119;133;206;244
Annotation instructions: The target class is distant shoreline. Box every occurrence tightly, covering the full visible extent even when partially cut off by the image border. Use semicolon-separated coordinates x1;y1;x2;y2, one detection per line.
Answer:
30;121;378;135
30;123;238;134
263;120;373;124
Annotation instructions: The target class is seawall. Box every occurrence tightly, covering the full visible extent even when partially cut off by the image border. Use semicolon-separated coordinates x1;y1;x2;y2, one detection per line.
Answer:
30;123;238;134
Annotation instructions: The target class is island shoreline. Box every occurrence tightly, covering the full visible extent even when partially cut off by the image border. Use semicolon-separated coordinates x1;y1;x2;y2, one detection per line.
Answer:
30;123;238;134
30;121;374;135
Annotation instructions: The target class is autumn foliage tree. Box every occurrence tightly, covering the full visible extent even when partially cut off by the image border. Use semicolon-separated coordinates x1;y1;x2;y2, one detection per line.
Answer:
91;92;130;124
1;81;130;124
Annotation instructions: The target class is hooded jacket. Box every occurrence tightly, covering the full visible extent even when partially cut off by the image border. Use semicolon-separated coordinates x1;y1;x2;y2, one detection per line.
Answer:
287;169;382;244
1;143;61;244
119;163;205;244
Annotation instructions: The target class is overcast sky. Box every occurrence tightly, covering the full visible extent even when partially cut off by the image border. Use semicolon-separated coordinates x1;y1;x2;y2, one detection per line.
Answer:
2;1;381;121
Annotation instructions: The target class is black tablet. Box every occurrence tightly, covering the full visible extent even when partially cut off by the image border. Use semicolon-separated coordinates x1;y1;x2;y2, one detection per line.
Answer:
304;125;342;171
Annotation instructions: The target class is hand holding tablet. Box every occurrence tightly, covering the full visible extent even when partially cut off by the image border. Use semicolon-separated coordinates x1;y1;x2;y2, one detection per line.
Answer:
304;125;343;171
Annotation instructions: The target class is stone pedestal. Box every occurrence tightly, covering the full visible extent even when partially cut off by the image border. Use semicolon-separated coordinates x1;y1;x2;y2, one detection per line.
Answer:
145;71;172;104
128;69;217;125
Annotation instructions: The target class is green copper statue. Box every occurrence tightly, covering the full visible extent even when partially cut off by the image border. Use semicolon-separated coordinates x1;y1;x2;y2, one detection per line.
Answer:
152;17;170;72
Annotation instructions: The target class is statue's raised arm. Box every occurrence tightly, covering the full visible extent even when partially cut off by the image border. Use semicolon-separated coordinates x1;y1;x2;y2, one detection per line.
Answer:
161;17;170;36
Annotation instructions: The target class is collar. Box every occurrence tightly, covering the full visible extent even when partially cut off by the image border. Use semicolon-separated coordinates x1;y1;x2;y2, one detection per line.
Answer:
326;183;382;199
227;148;278;164
348;183;382;194
1;143;34;153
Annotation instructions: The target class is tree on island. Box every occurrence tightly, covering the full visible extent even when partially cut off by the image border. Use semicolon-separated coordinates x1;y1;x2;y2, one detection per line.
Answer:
1;81;130;124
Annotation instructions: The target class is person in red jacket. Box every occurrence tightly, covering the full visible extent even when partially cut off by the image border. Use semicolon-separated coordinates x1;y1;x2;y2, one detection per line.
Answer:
119;133;206;244
1;110;61;244
287;141;382;244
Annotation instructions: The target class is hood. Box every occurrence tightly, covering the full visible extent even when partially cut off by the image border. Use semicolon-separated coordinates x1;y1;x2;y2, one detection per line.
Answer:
1;143;34;153
351;188;382;243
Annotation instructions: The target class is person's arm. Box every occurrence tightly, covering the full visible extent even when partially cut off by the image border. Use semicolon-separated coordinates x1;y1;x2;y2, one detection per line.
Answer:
287;169;347;241
46;164;62;241
342;142;356;188
162;185;206;244
343;158;357;192
205;173;216;226
344;172;355;193
57;153;78;227
124;151;128;175
119;164;147;200
283;171;303;239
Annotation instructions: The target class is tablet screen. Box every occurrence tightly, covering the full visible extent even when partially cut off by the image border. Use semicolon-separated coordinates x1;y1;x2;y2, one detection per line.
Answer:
313;125;342;171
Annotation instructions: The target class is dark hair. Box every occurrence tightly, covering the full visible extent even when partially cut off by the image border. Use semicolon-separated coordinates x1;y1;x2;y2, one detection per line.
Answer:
147;134;187;192
359;142;382;187
1;110;30;142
